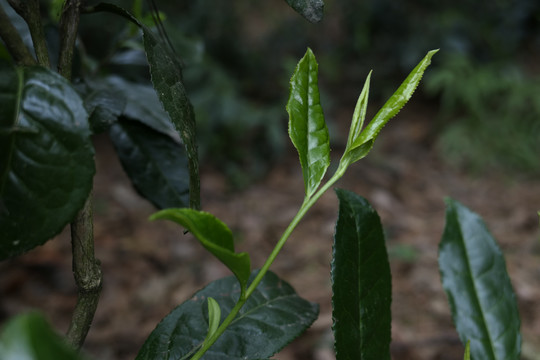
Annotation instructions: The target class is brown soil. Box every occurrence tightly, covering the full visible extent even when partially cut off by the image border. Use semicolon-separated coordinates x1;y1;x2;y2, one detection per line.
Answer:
1;105;539;359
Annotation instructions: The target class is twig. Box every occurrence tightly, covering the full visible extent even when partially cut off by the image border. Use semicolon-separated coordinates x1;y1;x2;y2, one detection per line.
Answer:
58;0;84;80
66;192;102;348
7;0;50;67
0;4;35;65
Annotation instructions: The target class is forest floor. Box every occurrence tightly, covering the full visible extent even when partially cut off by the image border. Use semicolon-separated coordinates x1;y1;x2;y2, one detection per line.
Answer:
1;104;540;359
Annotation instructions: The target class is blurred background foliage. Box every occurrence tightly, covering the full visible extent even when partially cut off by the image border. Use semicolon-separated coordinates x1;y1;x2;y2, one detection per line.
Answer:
30;0;540;183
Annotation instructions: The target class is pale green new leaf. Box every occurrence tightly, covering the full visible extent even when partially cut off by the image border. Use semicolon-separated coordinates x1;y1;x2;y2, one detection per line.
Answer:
351;49;438;152
150;209;251;290
204;297;221;344
287;48;330;198
464;340;471;360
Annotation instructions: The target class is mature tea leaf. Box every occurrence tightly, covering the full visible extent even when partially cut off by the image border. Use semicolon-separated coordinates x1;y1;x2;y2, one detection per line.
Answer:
332;189;392;360
150;208;251;289
136;271;319;360
0;64;94;260
352;49;438;152
439;198;521;360
82;76;177;139
109;119;189;209
0;312;86;360
285;0;324;23
287;48;330;198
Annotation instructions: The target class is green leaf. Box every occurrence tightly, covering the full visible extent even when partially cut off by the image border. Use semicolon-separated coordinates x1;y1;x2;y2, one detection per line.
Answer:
109;119;189;209
351;49;438;153
340;72;372;167
142;21;199;210
0;64;94;260
82;88;125;134
464;340;471;360
332;189;392;360
136;271;319;360
439;198;521;360
284;0;324;23
0;312;87;360
150;208;251;290
86;3;199;209
287;48;330;198
82;76;177;139
203;297;221;345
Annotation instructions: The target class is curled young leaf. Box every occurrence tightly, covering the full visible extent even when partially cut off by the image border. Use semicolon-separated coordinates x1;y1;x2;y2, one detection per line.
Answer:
287;48;330;198
150;209;251;290
204;297;221;344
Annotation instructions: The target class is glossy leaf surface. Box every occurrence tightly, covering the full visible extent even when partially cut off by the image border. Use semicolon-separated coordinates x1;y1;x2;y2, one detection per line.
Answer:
439;198;521;360
285;0;324;23
0;312;86;360
332;189;392;360
150;208;250;289
109;119;189;209
0;64;94;260
136;271;319;360
351;50;438;154
287;48;330;198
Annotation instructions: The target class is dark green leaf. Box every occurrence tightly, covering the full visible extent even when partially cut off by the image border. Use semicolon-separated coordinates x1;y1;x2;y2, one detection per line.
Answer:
332;189;392;360
142;21;199;209
85;3;199;208
287;48;330;198
109;119;189;209
0;64;94;260
284;0;324;23
136;271;319;360
83;76;177;139
0;312;87;360
83;88;125;134
150;208;251;289
439;198;521;360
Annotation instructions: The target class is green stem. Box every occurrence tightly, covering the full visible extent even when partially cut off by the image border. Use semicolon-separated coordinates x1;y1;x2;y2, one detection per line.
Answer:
0;4;36;65
190;166;348;359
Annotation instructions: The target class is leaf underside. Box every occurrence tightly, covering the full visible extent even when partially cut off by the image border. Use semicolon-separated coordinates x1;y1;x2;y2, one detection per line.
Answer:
136;271;319;360
439;198;521;360
287;48;330;198
0;64;94;260
285;0;324;23
332;189;392;360
109;119;189;209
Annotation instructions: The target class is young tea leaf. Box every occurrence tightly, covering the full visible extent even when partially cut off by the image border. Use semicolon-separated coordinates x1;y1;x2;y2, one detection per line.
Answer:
332;189;392;360
109;119;189;209
287;48;330;198
439;198;521;360
150;209;251;290
464;340;471;360
204;297;221;344
350;49;438;155
136;271;319;360
0;64;94;260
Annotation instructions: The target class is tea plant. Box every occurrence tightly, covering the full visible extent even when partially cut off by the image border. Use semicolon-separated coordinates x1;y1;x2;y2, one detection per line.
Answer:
0;0;526;359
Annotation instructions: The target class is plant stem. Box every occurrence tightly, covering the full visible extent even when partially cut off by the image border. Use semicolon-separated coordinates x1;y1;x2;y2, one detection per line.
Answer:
0;4;36;65
67;192;102;348
58;0;84;80
56;0;101;349
7;0;50;67
191;167;347;359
